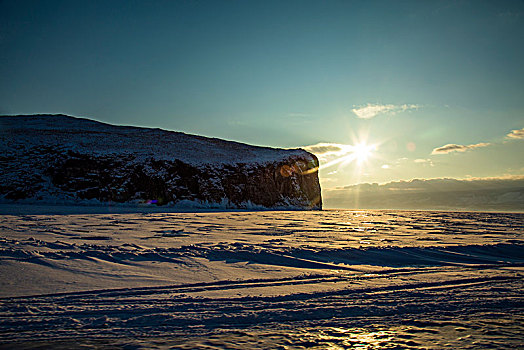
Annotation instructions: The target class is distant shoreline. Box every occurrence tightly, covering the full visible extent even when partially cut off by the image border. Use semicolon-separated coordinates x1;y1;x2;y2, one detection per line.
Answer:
0;203;521;215
0;203;321;215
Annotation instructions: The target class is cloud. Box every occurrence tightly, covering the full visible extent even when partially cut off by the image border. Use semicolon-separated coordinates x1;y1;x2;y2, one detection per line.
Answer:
323;176;524;211
432;127;522;155
333;175;524;192
462;174;524;181
414;158;434;166
431;142;490;155
302;142;355;165
352;103;420;119
303;143;344;155
506;127;524;139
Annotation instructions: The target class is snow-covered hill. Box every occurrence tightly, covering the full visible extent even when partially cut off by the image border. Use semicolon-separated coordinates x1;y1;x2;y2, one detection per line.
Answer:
0;114;321;209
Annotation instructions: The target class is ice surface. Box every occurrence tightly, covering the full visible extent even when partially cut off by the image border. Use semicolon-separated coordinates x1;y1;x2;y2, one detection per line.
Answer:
0;209;523;348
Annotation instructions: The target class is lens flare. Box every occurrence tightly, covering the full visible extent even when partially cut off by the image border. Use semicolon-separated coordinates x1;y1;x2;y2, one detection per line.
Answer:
352;142;376;164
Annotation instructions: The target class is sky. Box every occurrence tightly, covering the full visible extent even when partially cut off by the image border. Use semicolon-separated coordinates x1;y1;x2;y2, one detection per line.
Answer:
1;0;523;207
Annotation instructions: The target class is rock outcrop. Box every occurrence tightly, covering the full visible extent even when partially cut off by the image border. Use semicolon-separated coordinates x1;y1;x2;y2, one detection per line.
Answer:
0;115;322;209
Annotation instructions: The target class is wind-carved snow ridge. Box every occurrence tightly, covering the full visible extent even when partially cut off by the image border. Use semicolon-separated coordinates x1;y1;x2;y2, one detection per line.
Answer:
0;114;322;209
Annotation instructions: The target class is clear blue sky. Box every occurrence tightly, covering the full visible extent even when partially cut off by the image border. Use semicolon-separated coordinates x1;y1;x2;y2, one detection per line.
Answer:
1;0;523;191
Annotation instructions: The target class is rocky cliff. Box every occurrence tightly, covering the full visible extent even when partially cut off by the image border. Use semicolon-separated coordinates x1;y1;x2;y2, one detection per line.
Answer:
0;115;322;209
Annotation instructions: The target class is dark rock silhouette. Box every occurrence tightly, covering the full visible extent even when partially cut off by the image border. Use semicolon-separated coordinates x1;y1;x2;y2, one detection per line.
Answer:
0;115;322;209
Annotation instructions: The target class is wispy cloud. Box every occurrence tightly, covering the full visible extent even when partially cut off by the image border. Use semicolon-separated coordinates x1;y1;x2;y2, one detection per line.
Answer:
302;143;354;165
414;158;435;166
431;142;491;155
506;127;524;139
352;103;420;119
303;142;361;168
303;143;344;155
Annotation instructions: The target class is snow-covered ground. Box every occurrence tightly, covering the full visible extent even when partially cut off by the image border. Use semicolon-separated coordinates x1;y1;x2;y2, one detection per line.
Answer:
0;208;522;349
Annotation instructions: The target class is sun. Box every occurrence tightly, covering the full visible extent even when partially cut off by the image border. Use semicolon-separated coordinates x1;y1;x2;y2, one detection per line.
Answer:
352;142;375;164
309;133;379;171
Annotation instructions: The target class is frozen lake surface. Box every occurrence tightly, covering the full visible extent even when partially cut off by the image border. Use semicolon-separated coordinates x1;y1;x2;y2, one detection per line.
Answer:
0;208;523;349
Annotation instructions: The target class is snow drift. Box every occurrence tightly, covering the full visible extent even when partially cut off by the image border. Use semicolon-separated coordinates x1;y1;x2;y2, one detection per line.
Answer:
0;114;322;209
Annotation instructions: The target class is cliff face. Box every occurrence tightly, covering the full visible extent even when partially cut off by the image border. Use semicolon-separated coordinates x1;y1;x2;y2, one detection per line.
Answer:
0;115;321;209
